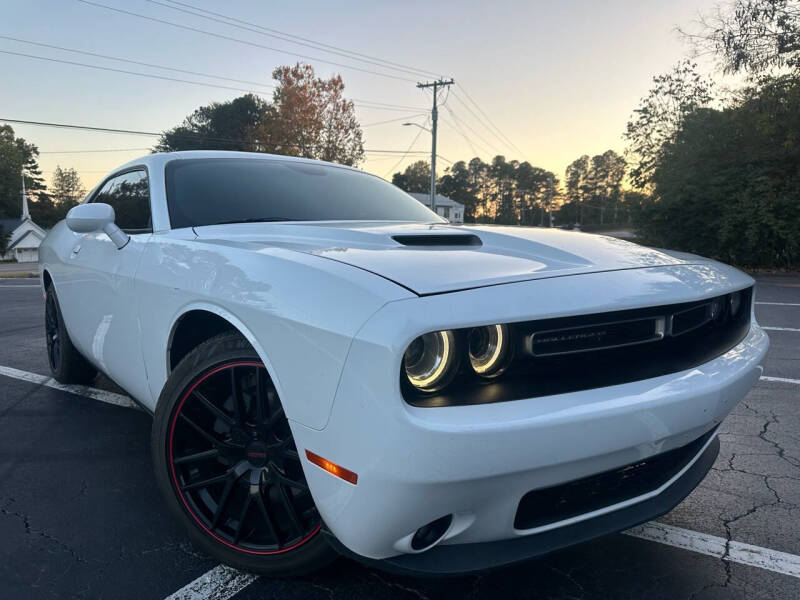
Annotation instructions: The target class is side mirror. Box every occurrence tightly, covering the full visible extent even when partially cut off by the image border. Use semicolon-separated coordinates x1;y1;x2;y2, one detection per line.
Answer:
66;203;129;249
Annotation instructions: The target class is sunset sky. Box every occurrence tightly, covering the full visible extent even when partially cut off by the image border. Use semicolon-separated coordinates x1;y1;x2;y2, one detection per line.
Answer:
2;0;723;191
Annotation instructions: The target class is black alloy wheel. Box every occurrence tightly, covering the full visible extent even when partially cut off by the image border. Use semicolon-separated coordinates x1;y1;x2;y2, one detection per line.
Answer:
45;292;61;371
43;285;97;384
167;361;321;555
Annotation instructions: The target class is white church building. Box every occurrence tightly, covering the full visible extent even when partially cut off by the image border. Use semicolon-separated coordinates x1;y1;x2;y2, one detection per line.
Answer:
1;178;46;263
409;192;465;223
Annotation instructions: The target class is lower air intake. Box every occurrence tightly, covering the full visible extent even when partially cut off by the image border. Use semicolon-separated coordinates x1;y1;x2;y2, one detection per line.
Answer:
513;428;716;530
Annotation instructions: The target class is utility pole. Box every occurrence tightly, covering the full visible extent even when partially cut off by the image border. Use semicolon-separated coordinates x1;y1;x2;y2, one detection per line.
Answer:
417;78;453;215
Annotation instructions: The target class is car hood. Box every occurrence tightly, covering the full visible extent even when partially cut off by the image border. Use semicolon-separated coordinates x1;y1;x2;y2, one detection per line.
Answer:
192;222;693;295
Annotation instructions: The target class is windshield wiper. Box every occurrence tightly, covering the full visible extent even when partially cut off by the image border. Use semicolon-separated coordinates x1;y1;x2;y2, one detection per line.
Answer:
215;217;296;225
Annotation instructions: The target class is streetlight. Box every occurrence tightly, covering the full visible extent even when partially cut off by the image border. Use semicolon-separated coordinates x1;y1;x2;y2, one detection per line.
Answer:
402;122;436;214
402;122;431;133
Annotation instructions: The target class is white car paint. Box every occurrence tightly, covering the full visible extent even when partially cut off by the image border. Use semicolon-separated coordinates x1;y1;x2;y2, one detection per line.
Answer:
38;151;768;567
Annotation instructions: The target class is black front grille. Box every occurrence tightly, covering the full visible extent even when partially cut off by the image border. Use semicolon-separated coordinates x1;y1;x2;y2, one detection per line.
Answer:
404;287;752;407
513;428;716;530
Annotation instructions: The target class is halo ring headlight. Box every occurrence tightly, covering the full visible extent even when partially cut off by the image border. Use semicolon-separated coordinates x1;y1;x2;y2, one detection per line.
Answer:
403;330;457;392
468;324;510;378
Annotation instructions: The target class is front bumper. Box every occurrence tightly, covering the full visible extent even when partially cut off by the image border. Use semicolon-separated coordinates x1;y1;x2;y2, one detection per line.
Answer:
289;266;768;571
328;431;720;575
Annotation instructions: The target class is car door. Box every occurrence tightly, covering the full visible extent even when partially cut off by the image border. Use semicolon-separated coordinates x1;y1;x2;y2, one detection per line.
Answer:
59;168;153;402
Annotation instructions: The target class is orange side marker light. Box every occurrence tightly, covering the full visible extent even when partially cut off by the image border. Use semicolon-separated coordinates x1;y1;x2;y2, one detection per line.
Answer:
305;450;358;485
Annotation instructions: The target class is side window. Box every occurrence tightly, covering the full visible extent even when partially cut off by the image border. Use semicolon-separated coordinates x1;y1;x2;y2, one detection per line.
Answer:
93;170;151;233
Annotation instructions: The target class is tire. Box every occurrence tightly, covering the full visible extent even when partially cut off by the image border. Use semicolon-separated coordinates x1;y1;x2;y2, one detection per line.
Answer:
44;285;98;385
151;332;336;576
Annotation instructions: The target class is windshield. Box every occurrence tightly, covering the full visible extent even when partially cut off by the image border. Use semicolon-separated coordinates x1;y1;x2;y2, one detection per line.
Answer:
164;158;443;229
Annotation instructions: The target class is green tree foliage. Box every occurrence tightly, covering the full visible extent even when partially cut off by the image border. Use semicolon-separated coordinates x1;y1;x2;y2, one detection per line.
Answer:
436;158;486;222
0;229;10;256
156;64;365;166
50;166;86;207
391;160;431;194
633;76;800;268
682;0;800;74
27;167;87;228
156;94;268;152
0;125;44;219
560;150;626;225
624;61;714;190
424;156;557;225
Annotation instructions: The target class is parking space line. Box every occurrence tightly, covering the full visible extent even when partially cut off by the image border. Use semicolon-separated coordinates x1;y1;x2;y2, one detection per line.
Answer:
0;284;41;288
761;326;800;332
164;518;800;600
756;302;800;306
0;365;137;408
162;565;257;600
3;363;798;596
760;376;800;385
625;522;800;579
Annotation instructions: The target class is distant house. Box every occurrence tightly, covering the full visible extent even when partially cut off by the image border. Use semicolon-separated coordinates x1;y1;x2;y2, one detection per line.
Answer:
409;192;464;224
1;178;46;263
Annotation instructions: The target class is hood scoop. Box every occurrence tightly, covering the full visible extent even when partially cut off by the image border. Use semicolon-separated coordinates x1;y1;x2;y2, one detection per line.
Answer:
392;233;482;247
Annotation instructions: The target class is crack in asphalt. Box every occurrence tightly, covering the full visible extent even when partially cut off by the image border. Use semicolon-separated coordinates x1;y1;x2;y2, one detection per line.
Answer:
308;580;336;600
0;497;94;566
547;565;587;600
467;574;483;600
681;397;800;598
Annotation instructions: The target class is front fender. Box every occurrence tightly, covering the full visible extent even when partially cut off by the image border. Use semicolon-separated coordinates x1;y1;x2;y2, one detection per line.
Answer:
136;231;414;427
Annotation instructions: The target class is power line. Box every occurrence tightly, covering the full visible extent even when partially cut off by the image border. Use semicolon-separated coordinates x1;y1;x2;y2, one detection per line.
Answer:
441;107;482;157
0;35;278;88
0;49;276;97
383;119;428;179
39;148;151;154
0;117;445;157
416;78;454;211
147;0;442;80
449;90;516;156
453;85;527;159
443;105;505;155
0;47;424;112
74;0;418;83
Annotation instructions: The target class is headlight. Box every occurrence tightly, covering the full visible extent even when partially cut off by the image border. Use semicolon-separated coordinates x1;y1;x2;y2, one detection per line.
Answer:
468;324;510;378
729;291;742;317
403;330;457;392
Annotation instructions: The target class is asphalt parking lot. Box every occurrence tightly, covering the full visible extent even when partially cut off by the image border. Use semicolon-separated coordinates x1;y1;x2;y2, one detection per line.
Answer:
1;275;798;599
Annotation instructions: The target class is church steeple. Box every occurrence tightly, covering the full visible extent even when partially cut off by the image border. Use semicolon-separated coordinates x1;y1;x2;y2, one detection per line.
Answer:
21;176;30;220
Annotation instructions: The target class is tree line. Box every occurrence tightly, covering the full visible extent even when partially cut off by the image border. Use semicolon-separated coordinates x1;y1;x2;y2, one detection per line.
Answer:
390;149;636;229
624;0;800;269
0;63;363;237
155;64;364;166
4;4;799;269
0;124;86;243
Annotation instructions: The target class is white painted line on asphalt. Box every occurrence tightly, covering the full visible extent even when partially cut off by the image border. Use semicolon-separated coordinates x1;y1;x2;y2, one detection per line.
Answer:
756;302;800;307
0;284;40;288
762;326;800;332
760;375;800;385
625;522;800;579
165;520;800;600
163;565;258;600
0;365;136;408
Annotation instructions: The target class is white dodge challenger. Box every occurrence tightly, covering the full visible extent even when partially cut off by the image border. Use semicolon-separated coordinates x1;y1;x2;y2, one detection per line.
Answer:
38;150;768;576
